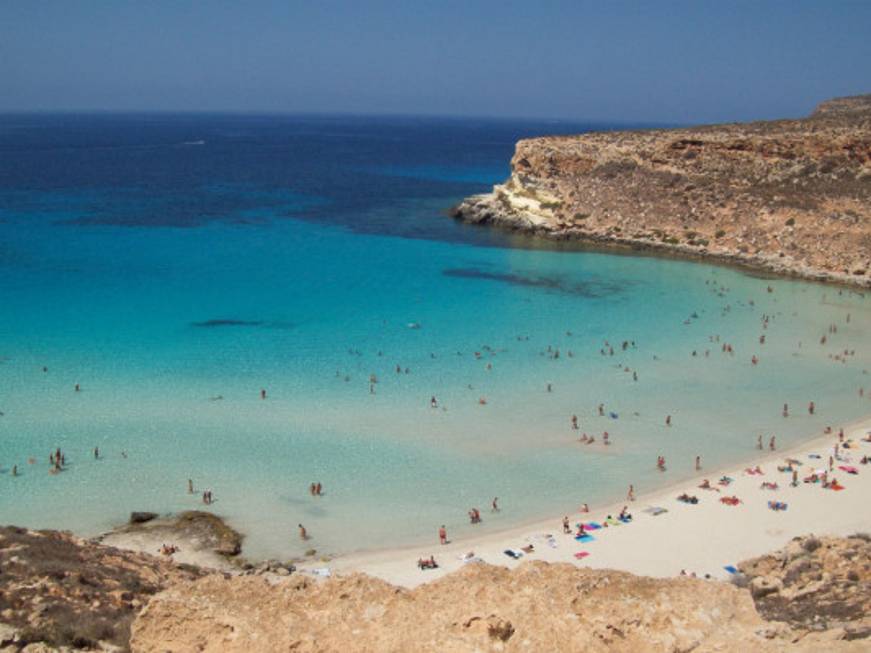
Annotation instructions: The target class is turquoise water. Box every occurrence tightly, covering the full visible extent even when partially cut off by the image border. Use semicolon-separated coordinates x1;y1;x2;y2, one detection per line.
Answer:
1;115;870;560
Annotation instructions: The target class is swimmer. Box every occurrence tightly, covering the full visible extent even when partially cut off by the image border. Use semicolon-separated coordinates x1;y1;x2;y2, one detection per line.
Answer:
665;415;671;427
299;524;308;540
260;388;267;400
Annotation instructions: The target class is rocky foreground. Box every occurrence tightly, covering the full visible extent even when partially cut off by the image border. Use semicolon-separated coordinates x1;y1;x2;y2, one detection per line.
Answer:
1;527;868;652
451;94;871;286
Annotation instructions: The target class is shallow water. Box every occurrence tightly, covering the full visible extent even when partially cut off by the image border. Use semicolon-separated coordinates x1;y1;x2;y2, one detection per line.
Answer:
1;114;870;560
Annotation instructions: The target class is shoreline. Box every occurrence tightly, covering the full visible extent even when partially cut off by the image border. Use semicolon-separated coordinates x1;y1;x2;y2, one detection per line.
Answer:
297;414;871;587
450;197;871;290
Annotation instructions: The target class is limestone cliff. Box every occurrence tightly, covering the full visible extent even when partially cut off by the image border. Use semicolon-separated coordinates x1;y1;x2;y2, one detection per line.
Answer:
451;94;871;286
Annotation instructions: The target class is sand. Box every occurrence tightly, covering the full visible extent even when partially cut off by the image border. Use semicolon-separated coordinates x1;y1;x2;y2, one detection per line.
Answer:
300;416;871;588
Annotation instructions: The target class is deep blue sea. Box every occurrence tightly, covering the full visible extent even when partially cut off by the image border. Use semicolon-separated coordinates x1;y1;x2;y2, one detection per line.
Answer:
1;114;870;560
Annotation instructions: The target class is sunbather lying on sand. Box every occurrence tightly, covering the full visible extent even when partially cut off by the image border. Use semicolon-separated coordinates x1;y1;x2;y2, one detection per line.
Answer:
677;493;699;504
417;555;438;570
720;495;741;505
760;481;779;490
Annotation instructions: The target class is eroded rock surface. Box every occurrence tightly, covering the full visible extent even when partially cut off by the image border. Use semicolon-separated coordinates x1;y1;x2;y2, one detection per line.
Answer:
0;526;203;651
739;534;871;640
452;94;871;286
131;558;869;652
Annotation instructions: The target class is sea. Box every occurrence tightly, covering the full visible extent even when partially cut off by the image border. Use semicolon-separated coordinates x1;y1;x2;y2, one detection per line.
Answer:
1;113;869;560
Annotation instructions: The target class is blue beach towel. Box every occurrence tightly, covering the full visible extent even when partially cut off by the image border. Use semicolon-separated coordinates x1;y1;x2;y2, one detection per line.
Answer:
574;534;596;543
724;565;739;574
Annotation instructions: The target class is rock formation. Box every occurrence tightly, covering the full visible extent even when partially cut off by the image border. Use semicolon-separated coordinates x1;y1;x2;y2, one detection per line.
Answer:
0;526;203;651
2;527;868;652
451;94;871;286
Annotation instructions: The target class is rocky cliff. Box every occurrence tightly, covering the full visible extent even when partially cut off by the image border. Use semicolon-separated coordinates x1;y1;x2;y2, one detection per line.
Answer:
2;530;868;652
451;94;871;286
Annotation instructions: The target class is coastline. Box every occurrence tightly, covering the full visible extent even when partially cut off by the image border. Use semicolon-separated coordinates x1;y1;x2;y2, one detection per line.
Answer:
297;414;871;588
450;195;871;290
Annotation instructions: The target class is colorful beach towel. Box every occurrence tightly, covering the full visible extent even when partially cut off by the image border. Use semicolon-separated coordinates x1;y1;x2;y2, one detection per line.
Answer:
838;465;858;475
583;522;603;530
574;551;590;559
574;534;596;543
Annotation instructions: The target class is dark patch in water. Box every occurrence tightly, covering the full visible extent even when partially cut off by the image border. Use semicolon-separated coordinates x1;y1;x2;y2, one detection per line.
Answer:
192;319;264;328
443;268;625;298
191;318;296;330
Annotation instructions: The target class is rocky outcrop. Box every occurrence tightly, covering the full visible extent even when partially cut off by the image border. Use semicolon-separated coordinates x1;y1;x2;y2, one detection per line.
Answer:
4;527;869;652
451;94;871;286
738;534;871;640
0;526;203;651
131;545;871;652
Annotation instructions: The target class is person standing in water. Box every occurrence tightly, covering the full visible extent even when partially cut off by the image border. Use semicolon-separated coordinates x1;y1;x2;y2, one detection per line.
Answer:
769;435;776;451
298;524;308;540
491;497;499;512
438;525;447;545
188;479;194;494
808;401;815;415
627;484;635;501
261;388;267;399
695;455;701;471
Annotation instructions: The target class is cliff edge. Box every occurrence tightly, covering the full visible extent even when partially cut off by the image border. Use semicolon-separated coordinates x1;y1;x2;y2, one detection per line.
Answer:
451;94;871;286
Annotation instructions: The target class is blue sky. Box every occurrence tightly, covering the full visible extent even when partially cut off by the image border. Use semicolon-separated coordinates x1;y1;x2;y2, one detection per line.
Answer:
1;1;869;123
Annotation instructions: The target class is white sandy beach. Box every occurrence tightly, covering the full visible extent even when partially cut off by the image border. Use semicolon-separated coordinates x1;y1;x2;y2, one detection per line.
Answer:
301;416;871;588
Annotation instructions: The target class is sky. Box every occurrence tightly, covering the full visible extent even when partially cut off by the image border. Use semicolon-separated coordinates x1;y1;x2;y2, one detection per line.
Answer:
1;1;869;124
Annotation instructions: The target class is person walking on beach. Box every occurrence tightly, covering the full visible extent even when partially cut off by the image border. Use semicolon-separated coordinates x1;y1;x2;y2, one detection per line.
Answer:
563;516;571;534
769;435;776;451
627;484;635;501
438;525;447;545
